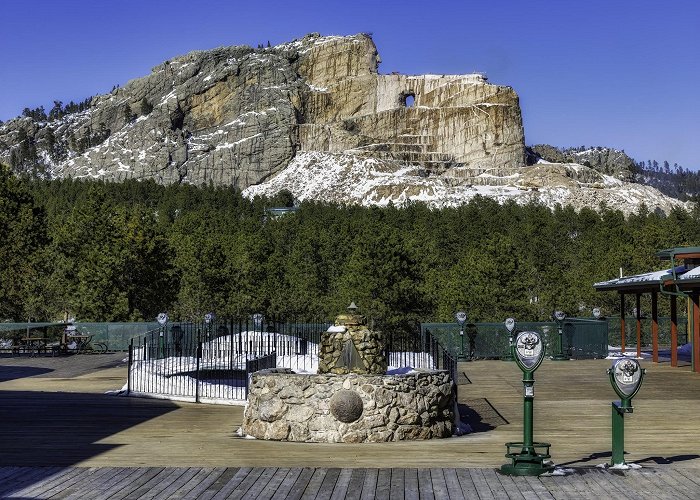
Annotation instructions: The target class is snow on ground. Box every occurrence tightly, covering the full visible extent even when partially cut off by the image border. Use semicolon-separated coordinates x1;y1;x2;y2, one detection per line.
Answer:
242;151;689;215
120;331;440;405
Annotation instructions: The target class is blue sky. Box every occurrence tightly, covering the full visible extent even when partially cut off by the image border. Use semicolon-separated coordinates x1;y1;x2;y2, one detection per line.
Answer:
1;0;698;168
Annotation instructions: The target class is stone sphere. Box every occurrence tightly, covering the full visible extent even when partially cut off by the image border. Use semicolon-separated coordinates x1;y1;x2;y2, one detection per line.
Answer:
329;389;364;423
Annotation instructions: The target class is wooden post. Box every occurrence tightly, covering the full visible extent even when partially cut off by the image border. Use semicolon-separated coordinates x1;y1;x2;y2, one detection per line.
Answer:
671;294;678;367
694;293;700;374
636;293;642;359
620;293;626;354
651;290;659;363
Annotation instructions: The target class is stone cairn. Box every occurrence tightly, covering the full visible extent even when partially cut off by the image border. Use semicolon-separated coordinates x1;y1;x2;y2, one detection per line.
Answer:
317;302;387;375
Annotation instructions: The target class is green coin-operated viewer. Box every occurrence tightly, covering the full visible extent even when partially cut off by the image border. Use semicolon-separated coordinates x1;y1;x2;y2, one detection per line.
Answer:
501;330;554;476
608;357;645;467
502;317;516;361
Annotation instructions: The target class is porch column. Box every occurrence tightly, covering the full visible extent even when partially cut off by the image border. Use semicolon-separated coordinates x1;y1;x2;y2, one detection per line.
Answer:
620;293;626;354
636;293;642;358
694;293;700;374
651;290;659;363
670;294;678;367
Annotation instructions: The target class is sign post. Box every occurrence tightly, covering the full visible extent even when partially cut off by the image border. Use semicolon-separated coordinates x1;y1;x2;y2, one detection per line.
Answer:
501;331;554;476
608;358;645;467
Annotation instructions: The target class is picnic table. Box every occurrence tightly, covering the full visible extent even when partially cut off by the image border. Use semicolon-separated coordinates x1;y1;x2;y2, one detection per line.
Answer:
18;337;48;356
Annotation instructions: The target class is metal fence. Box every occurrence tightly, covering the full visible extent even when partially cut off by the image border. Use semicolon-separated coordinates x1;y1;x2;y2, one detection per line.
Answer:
385;327;458;386
606;317;689;347
127;316;458;403
127;317;329;402
422;319;610;360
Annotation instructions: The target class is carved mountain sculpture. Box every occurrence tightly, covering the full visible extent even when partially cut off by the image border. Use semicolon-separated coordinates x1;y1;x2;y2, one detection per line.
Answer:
0;33;689;214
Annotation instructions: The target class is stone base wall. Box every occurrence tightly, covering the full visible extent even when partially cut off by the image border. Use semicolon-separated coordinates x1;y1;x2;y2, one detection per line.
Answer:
242;369;454;443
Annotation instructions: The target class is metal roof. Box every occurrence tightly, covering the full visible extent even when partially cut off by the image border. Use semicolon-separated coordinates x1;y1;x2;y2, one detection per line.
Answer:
593;266;686;292
656;247;700;260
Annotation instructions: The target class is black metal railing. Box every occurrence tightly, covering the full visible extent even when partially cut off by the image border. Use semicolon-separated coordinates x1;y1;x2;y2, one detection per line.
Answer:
127;316;459;403
127;316;329;402
384;325;458;390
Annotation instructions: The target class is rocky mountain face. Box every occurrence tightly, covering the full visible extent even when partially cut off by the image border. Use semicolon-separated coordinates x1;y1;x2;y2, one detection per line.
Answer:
528;145;637;181
0;33;523;190
0;33;689;215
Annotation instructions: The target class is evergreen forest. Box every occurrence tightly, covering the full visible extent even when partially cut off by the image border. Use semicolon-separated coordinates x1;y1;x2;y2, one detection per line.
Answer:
2;163;699;330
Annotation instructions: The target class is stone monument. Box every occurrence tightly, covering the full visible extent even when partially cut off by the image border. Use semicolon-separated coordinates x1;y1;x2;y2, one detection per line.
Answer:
242;303;455;442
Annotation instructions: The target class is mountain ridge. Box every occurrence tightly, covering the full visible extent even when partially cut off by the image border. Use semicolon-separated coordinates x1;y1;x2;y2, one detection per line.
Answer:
0;33;692;215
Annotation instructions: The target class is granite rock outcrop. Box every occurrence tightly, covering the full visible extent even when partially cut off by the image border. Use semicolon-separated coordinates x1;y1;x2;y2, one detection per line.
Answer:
0;33;525;190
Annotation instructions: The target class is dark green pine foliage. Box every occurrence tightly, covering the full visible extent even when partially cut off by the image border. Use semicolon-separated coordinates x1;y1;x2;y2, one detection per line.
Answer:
3;174;698;323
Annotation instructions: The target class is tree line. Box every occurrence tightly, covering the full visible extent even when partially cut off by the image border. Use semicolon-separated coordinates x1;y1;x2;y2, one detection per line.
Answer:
2;163;699;331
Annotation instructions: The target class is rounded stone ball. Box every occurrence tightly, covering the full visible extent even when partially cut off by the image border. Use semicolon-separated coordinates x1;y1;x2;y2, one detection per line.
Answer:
329;389;364;423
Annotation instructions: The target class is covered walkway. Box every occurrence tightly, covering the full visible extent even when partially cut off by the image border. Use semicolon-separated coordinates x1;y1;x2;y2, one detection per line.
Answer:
594;246;700;373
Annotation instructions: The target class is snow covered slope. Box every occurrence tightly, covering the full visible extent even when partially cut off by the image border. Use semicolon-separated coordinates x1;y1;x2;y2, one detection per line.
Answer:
244;151;690;215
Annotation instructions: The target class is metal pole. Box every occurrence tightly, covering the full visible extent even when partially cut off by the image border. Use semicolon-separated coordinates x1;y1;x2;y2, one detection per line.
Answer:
671;295;678;367
611;402;625;466
195;328;201;403
522;371;534;453
127;339;133;395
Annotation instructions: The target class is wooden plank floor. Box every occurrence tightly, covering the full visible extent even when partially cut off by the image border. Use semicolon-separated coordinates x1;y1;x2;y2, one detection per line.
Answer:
0;466;698;499
1;354;699;498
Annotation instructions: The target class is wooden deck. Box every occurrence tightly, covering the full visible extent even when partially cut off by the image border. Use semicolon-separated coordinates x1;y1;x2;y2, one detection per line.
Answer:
1;466;699;499
0;353;699;497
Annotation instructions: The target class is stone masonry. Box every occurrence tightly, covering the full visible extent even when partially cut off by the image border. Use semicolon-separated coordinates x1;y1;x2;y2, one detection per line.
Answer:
242;369;454;443
317;304;387;375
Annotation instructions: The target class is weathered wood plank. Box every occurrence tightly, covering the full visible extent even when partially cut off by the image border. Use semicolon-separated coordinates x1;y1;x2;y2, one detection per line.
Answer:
522;474;555;499
270;467;304;500
440;468;465;500
224;467;265;499
581;469;634;500
619;469;676;500
654;468;698;499
71;467;143;500
429;468;451;500
13;466;90;498
297;467;326;499
552;472;588;500
195;467;241;500
53;466;118;499
359;468;378;500
342;467;367;500
389;468;404;500
468;469;495;500
255;467;291;499
671;467;700;489
116;466;168;500
479;469;522;499
148;467;203;500
375;468;392;499
417;468;435;500
454;468;480;498
285;467;317;500
174;467;226;499
403;468;419;500
0;466;65;498
330;467;354;500
137;468;192;500
207;467;254;499
313;467;340;500
242;467;279;500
